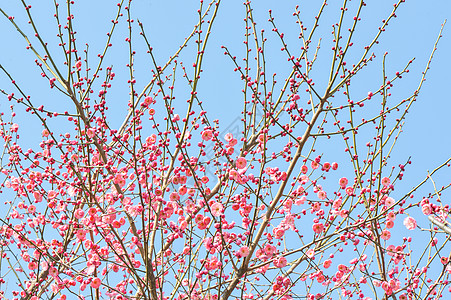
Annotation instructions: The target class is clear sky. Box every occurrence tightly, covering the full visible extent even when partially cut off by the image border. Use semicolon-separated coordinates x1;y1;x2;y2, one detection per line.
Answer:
1;0;450;175
1;0;451;298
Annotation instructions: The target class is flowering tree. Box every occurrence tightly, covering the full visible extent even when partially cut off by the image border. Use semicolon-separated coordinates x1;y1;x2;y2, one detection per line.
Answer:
0;1;450;299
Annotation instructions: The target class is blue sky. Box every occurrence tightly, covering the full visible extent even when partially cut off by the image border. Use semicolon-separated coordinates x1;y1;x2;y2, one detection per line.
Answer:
1;0;451;298
1;0;450;174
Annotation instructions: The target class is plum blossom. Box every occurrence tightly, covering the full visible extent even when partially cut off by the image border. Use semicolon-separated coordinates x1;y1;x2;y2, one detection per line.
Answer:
236;157;247;169
317;190;327;200
48;267;59;278
273;256;287;268
210;202;223;217
306;249;315;258
264;244;277;256
28;205;36;214
10;123;19;132
312;222;325;234
381;177;391;187
224;133;233;142
42;128;50;137
385;219;394;229
144;96;154;106
90;277;101;289
75;60;82;69
403;216;417;230
421;204;432;215
323;259;332;268
345;186;354;196
311;160;319;170
339;177;348;188
201;130;213;141
47;190;57;199
385;197;395;207
273;227;285;239
206;256;221;270
28;262;37;270
236;246;249;258
380;230;391;240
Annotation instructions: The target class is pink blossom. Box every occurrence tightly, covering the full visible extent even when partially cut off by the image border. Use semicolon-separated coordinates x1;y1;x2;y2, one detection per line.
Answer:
311;160;319;170
273;256;287;268
421;204;432;215
381;177;390;187
42;129;50;137
387;211;396;220
312;223;325;234
333;199;342;210
264;244;277;256
323;259;332;268
10;123;19;132
386;245;396;257
28;205;36;214
75;60;82;69
381;281;392;294
179;220;187;231
295;196;306;206
146;134;157;145
206;257;221;270
385;219;394;229
67;186;76;196
169;192;180;201
403;216;417;230
229;169;238;180
322;162;331;171
299;175;309;184
385;197;395;207
21;253;30;262
202;216;211;226
114;174;126;187
201;130;213;141
144;96;154;105
90;277;101;289
317;190;327;200
47;190;57;200
195;214;204;224
229;138;238;146
380;230;391;240
236;157;247;169
273;227;285;239
76;230;86;241
306;249;315;258
210;202;223;217
345;186;354;196
339;177;348;188
48;267;59;278
224;133;233;142
74;208;85;219
86;127;96;138
172;114;180;122
28;262;37;270
237;246;249;258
